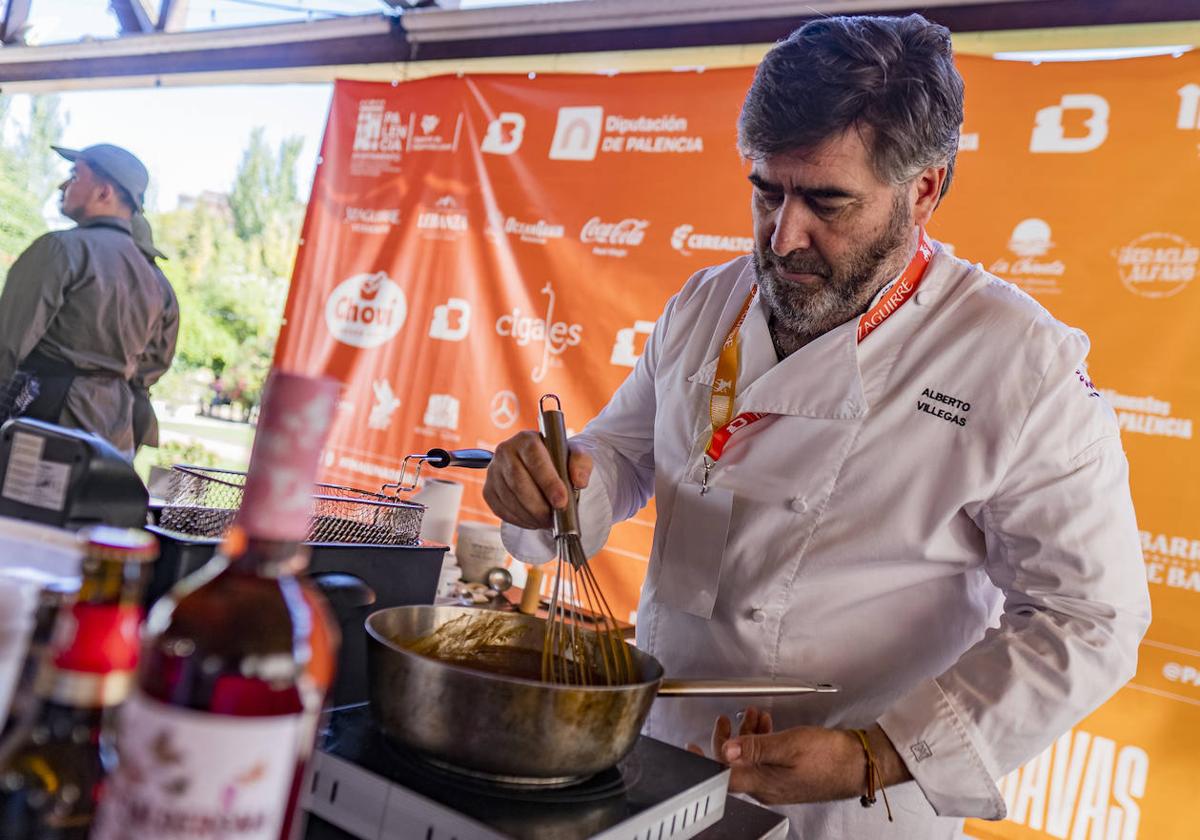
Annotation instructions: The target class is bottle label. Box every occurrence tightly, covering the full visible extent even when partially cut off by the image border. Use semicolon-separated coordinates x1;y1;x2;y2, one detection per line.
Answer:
92;690;306;839
51;602;142;673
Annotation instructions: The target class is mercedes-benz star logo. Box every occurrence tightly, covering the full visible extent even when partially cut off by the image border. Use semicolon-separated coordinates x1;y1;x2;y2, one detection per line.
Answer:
490;390;519;430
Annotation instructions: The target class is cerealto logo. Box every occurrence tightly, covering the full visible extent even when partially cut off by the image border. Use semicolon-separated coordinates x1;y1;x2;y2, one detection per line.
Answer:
324;272;407;348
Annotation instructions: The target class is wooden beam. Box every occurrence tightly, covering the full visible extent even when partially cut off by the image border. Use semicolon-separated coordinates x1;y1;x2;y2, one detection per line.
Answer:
109;0;156;35
0;0;32;45
157;0;189;33
0;0;1194;86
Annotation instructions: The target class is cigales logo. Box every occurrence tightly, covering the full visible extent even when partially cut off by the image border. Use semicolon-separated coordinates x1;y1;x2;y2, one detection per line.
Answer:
417;195;469;240
670;224;754;257
998;728;1147;838
495;282;583;383
324;272;407;348
1030;94;1109;153
581;217;649;258
1115;232;1197;299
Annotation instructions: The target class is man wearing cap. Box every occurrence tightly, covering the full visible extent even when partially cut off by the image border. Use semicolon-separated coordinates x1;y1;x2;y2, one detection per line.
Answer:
129;213;179;451
0;143;168;455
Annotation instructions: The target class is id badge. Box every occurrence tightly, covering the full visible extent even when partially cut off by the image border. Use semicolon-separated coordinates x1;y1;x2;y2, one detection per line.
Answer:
656;483;733;620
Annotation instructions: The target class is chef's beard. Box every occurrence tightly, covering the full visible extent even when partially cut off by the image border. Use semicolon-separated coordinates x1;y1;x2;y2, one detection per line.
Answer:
753;193;914;340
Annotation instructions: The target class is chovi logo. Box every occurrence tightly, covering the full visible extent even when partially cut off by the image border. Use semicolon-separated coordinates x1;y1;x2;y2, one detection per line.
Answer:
1115;232;1197;299
324;272;407;348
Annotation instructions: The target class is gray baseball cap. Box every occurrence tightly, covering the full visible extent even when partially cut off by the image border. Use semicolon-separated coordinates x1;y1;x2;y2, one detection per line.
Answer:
53;143;149;212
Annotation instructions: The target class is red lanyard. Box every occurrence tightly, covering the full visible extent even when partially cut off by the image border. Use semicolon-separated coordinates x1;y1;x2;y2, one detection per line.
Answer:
701;229;933;491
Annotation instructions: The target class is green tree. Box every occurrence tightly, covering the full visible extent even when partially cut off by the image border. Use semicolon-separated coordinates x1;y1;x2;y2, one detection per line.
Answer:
150;128;306;417
0;94;64;285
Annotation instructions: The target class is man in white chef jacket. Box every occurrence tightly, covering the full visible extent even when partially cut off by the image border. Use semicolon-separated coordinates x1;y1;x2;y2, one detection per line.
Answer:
486;13;1150;839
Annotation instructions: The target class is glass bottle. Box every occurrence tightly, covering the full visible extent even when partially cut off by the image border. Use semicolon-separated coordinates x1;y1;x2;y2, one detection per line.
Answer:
0;526;156;839
91;372;341;840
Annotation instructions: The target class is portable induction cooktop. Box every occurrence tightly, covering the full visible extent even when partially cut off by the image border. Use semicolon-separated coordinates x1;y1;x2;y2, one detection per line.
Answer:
301;704;789;840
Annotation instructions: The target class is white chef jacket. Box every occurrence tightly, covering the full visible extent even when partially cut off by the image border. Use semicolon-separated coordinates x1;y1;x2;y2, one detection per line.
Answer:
502;244;1150;839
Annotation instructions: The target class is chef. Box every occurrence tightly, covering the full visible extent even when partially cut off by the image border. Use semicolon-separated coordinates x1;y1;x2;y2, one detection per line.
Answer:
485;13;1149;840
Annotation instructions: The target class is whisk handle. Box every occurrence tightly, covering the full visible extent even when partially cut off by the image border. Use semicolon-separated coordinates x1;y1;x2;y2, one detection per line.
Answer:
538;401;581;539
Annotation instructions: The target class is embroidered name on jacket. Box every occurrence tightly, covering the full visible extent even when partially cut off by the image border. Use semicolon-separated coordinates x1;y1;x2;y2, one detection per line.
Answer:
917;387;970;427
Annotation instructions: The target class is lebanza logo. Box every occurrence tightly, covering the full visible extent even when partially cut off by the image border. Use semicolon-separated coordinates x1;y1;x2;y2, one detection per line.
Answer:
495;282;583;383
324;272;407;348
417;195;469;240
1116;233;1197;299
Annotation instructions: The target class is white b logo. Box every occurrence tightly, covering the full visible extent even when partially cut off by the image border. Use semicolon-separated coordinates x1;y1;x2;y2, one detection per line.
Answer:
611;321;654;367
549;106;603;161
1030;94;1109;153
429;298;472;341
482;112;526;155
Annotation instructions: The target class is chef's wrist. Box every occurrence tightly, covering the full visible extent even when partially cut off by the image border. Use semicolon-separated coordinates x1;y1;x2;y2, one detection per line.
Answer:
865;723;912;787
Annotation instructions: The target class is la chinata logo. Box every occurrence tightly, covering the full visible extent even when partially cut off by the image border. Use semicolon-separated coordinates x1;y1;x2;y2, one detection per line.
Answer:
324;272;407;348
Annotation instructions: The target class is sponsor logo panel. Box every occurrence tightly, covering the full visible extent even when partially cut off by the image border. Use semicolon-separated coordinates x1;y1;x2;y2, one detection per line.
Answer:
324;272;407;348
611;320;655;367
1115;233;1196;299
481;112;526;155
350;99;407;177
1102;390;1193;440
988;218;1065;296
580;216;649;258
495;282;583;383
996;727;1148;838
1030;93;1110;153
670;224;753;257
429;298;472;342
549;106;704;161
417;195;469;241
408;112;464;153
1142;530;1200;592
343;206;401;235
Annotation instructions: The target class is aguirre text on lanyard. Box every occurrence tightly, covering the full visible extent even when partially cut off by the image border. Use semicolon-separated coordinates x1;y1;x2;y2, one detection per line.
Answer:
701;229;935;494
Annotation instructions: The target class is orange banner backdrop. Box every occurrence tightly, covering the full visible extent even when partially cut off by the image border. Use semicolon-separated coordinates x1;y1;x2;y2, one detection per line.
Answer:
275;54;1200;838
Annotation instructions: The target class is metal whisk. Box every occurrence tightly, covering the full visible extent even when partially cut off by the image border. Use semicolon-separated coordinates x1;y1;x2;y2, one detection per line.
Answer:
538;394;636;687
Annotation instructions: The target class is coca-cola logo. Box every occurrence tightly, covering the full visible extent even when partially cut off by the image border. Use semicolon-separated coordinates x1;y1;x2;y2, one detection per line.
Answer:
324;272;407;348
580;217;649;246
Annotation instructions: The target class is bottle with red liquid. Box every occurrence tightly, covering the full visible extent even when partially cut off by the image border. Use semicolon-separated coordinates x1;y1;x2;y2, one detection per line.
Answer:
0;526;156;838
91;372;341;840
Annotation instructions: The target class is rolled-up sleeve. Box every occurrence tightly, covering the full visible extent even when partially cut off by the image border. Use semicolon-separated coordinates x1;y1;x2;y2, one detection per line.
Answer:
878;329;1151;818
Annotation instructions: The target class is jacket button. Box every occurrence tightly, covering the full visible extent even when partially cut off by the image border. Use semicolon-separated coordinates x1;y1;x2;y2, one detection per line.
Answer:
790;497;809;513
750;608;767;623
915;290;932;306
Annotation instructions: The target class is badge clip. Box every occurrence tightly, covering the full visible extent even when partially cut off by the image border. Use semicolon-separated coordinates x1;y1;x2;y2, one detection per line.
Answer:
700;457;713;496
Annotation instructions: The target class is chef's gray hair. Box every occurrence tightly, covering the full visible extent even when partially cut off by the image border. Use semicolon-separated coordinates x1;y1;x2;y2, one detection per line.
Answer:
738;14;964;202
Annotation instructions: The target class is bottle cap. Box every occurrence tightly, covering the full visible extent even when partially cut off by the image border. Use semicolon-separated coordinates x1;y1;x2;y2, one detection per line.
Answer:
78;525;158;563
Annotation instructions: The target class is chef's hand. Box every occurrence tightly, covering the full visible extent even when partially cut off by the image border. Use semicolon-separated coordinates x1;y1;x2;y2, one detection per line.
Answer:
688;708;912;805
483;430;593;529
